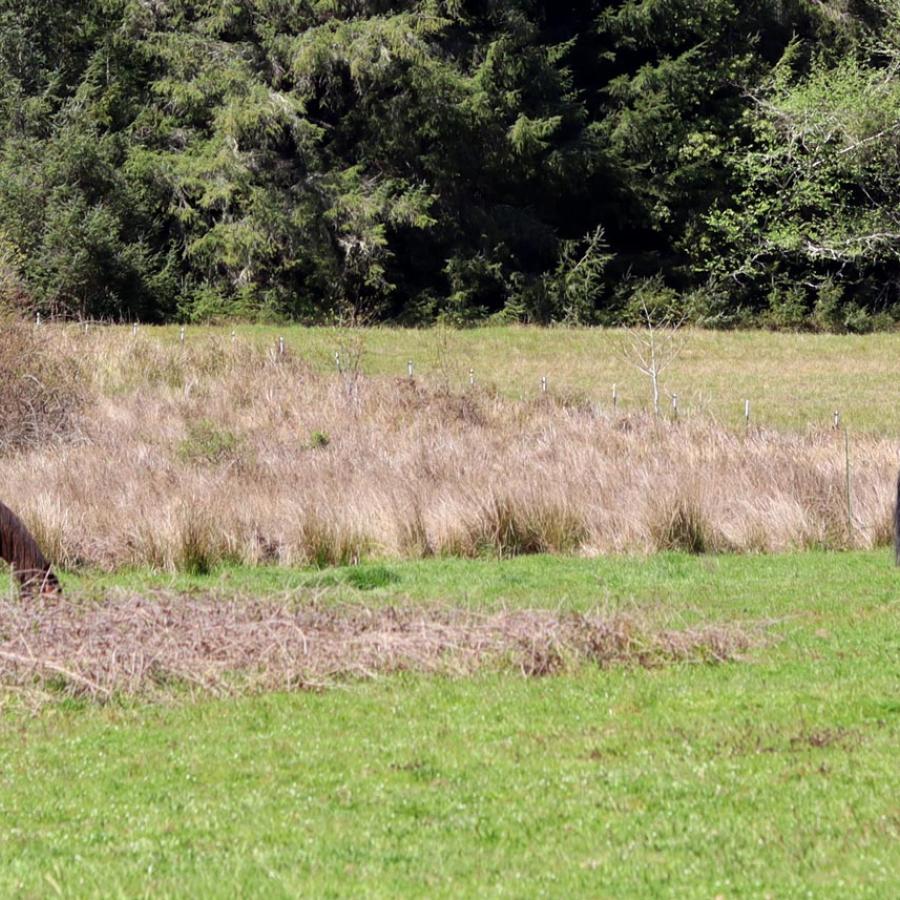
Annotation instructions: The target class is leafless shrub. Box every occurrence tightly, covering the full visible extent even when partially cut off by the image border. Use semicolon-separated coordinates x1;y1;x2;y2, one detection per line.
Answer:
0;594;763;703
622;297;689;417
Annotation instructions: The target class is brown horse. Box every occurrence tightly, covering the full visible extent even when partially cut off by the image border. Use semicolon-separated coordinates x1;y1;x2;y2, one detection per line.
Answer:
0;501;61;596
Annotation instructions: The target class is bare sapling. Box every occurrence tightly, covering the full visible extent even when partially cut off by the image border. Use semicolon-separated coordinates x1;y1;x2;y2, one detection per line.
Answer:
432;324;466;393
334;314;368;408
623;299;689;417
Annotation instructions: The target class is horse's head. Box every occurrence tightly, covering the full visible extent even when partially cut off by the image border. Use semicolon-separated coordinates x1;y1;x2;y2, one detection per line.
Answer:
16;568;62;600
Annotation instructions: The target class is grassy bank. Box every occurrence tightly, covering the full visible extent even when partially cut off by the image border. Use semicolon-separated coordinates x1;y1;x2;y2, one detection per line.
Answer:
0;550;897;897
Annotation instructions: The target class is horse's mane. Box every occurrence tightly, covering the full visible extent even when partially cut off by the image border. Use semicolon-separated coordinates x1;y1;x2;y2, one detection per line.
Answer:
0;501;60;596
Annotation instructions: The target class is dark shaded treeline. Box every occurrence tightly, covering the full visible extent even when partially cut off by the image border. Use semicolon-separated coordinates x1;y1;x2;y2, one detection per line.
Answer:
1;1;898;329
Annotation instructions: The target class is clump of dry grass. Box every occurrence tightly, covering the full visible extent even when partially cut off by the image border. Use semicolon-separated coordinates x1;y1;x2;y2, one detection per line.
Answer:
0;327;896;569
0;593;760;702
0;310;84;453
444;492;588;558
646;485;731;554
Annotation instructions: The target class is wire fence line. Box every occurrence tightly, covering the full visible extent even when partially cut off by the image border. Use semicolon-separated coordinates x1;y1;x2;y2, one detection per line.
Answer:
30;314;900;447
30;315;892;436
35;312;892;422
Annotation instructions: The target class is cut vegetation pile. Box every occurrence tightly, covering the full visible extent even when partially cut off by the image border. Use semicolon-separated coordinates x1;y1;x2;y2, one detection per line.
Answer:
0;326;897;568
0;594;758;702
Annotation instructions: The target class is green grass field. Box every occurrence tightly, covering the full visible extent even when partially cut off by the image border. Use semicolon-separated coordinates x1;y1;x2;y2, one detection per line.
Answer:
2;551;898;897
127;323;900;432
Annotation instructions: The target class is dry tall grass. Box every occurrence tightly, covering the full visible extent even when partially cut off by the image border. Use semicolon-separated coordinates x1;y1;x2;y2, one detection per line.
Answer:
0;311;83;453
0;326;897;571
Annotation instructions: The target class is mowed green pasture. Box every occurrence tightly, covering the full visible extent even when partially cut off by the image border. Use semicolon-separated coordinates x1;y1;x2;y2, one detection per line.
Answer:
2;551;898;897
117;324;900;432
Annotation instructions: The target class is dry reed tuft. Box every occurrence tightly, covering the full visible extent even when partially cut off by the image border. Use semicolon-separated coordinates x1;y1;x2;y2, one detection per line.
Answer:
0;593;760;702
0;327;897;569
0;310;84;453
444;492;588;558
646;487;730;554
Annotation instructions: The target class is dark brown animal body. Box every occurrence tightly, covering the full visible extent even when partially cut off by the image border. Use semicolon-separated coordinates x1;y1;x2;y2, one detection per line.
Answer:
0;501;60;595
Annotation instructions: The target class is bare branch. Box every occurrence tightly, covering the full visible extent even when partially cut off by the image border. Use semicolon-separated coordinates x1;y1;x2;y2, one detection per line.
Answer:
622;299;689;416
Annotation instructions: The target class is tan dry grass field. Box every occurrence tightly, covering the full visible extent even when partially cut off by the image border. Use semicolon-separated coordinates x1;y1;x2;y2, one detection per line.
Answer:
1;324;898;571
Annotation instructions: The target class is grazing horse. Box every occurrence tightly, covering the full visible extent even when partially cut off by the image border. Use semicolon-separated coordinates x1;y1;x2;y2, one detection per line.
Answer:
0;501;61;596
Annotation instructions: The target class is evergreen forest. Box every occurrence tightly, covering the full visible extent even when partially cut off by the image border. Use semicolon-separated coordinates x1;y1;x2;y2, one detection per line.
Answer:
2;0;900;329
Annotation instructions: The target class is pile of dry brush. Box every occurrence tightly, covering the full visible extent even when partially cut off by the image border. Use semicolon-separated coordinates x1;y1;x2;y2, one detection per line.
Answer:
0;594;759;701
0;323;897;573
